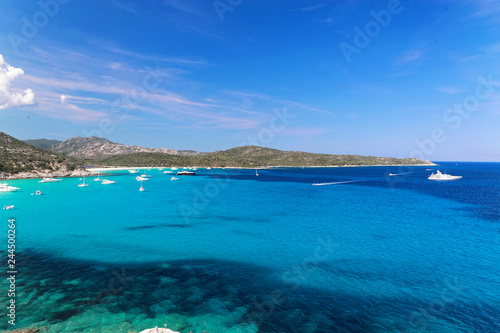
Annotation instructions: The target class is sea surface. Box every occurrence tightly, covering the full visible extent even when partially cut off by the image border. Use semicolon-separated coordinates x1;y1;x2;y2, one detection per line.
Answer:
1;162;499;332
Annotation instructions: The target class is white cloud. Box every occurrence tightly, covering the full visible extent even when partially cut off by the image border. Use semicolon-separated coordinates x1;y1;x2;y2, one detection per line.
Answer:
60;94;70;104
0;54;35;110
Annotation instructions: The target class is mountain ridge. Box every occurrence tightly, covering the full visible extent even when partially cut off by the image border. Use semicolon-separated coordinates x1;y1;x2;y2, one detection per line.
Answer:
51;136;205;159
1;132;434;178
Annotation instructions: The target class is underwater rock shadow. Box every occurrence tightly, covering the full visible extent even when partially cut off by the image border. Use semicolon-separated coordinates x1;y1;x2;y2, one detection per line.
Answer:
1;250;493;332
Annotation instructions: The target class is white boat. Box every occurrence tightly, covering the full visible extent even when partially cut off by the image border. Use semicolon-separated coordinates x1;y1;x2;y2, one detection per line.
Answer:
256;169;259;176
3;205;14;210
128;169;139;174
0;183;20;192
78;177;89;187
163;171;173;174
101;179;116;185
139;180;145;191
93;172;102;181
171;167;178;170
428;170;462;181
177;170;196;176
140;174;152;178
171;177;178;180
136;176;149;181
36;190;42;195
207;167;211;170
39;177;62;183
388;173;397;176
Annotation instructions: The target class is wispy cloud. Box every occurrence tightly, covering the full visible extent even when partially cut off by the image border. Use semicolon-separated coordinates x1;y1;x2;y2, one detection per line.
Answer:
163;0;204;17
482;42;500;54
226;91;335;115
291;3;325;12
436;87;463;95
95;43;209;66
108;0;141;16
317;17;338;26
395;49;424;66
467;0;500;21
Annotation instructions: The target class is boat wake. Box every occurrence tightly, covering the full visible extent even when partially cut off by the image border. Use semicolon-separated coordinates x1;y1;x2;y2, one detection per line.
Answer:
312;180;361;186
387;172;412;176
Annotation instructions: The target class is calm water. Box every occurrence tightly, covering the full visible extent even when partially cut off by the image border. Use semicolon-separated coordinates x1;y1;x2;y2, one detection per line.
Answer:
1;163;499;332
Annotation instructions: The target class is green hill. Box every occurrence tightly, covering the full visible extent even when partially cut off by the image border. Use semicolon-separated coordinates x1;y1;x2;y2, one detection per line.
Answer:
98;145;432;168
0;132;78;174
23;138;62;150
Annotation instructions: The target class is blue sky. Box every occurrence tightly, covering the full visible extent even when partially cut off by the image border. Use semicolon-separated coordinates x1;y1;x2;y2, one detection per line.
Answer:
0;0;499;161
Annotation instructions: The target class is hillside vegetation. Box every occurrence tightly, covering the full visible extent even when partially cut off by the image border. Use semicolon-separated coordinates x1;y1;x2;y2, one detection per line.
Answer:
23;139;62;150
98;146;431;168
0;132;79;174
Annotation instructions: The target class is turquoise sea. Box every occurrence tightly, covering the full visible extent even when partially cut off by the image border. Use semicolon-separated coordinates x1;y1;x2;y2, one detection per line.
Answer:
1;162;499;332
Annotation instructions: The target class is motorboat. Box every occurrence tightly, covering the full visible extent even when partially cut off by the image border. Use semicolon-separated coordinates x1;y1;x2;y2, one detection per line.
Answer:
171;167;178;170
170;177;178;180
136;176;149;181
128;169;139;173
177;171;196;176
39;177;62;183
163;171;173;174
3;205;14;210
101;179;116;185
428;170;462;180
0;183;20;192
140;174;152;178
36;190;42;195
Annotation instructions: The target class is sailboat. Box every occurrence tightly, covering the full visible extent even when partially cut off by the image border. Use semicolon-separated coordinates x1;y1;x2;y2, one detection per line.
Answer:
256;169;259;176
78;176;89;187
139;180;145;192
93;172;102;181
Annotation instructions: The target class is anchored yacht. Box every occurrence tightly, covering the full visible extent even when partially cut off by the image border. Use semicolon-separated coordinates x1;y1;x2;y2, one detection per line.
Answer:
428;170;462;180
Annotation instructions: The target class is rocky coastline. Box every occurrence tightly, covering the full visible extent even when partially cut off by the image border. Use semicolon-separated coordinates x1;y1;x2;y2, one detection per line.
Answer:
1;169;94;180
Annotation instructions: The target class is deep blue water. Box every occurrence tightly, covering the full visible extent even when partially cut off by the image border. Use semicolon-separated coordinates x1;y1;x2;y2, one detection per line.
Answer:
0;163;499;332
